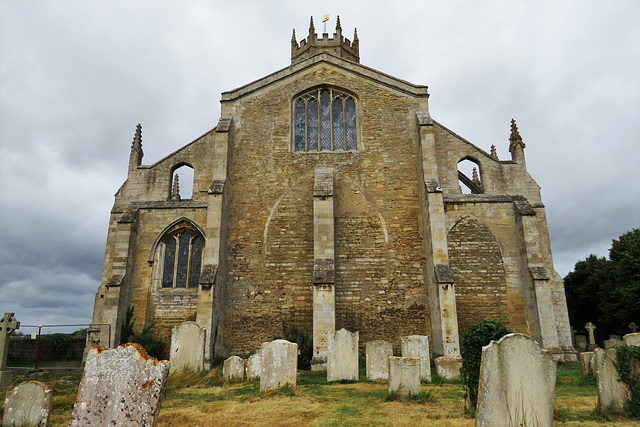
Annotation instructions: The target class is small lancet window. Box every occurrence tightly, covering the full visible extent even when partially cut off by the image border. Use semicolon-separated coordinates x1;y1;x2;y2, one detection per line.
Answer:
293;88;357;151
458;159;483;194
160;224;203;289
170;165;194;200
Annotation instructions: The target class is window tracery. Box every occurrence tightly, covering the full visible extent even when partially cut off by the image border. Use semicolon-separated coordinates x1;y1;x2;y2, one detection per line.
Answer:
294;88;357;151
159;225;203;288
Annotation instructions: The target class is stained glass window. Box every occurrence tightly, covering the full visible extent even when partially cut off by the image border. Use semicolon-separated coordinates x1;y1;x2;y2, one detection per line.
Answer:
160;226;204;289
293;88;357;151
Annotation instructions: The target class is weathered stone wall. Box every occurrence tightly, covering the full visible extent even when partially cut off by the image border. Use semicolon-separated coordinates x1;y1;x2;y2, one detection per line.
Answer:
220;62;430;353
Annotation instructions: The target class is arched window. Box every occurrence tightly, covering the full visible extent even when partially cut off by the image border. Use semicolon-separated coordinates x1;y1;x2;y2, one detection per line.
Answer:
294;88;357;151
159;223;203;288
457;158;483;194
170;164;194;200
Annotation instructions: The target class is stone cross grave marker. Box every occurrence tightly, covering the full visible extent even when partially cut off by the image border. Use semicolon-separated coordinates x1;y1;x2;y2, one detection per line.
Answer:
585;321;597;351
0;312;19;388
2;380;51;426
476;333;556;427
69;343;170;426
629;322;639;333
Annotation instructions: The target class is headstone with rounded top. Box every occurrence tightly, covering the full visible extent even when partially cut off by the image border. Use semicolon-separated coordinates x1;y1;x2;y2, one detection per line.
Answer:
623;332;640;346
170;321;205;372
2;381;51;427
245;351;261;379
223;356;244;381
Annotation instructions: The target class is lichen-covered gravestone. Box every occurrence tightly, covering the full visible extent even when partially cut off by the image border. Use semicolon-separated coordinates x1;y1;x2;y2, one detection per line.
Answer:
365;340;393;381
578;352;595;377
260;339;298;392
594;347;630;413
69;343;170;427
434;355;460;380
388;357;420;396
327;328;359;381
169;321;205;372
2;381;51;427
475;333;556;427
223;356;245;381
245;352;261;379
400;335;431;382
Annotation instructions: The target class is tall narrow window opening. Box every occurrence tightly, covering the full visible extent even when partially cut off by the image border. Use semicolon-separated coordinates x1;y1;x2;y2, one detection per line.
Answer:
159;224;204;289
170;165;194;200
293;88;357;151
457;158;483;194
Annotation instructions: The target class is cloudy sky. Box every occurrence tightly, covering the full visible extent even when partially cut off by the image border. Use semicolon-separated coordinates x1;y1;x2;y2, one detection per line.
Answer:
1;0;638;331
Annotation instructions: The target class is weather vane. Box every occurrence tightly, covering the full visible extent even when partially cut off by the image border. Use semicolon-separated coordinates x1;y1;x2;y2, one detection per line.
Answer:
322;14;330;33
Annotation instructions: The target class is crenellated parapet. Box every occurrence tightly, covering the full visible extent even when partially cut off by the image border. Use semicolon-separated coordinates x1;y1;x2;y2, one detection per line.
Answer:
291;16;359;64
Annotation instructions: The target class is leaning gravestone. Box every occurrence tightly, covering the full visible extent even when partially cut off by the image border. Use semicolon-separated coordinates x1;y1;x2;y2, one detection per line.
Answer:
578;352;595;377
223;356;245;381
623;332;640;346
327;329;359;382
69;343;170;427
0;312;20;388
170;321;205;373
476;333;556;427
434;355;460;380
260;339;297;391
2;381;51;427
400;335;431;382
594;347;630;413
245;351;261;379
388;357;421;396
365;340;393;381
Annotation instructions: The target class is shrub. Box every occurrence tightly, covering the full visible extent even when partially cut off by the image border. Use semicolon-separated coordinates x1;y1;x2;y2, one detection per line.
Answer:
274;321;313;370
460;319;513;410
41;333;74;359
614;344;640;418
129;324;166;359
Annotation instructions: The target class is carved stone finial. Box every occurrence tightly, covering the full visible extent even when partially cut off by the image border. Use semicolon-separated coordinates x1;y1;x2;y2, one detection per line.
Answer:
353;28;359;41
509;118;526;152
291;28;296;43
490;144;498;159
472;167;480;184
336;15;342;31
309;16;315;34
170;174;181;201
129;123;143;168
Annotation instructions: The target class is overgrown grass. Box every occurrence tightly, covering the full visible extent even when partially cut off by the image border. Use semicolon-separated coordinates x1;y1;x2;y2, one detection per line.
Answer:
1;361;638;426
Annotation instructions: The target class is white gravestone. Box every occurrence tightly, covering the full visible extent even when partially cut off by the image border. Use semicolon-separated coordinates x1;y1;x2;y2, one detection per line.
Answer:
245;351;261;379
623;332;640;346
400;335;431;382
2;381;51;427
434;355;460;380
594;347;630;413
170;321;205;373
223;356;245;381
365;340;393;381
70;343;170;427
475;334;556;427
327;329;359;382
260;340;298;391
388;357;421;396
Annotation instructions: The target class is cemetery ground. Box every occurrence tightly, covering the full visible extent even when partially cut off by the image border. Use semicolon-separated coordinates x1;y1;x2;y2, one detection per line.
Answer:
1;362;638;426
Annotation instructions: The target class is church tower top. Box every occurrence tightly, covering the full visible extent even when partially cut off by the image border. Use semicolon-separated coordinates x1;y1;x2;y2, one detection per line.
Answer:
291;16;360;64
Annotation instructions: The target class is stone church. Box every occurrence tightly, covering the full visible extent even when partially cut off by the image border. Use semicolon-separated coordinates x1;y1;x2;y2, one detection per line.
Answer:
88;18;574;367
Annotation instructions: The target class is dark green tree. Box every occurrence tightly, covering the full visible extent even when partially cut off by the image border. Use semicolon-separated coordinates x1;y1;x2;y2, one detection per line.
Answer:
564;229;640;340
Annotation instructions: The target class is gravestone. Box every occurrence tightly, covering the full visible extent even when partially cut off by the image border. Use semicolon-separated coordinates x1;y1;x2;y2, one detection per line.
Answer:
170;321;205;372
70;343;170;426
245;351;261;379
0;312;19;388
574;335;587;351
585;322;597;351
434;355;460;380
223;356;245;381
604;337;623;349
578;352;595;377
260;339;297;391
327;328;359;382
365;340;393;381
623;332;640;346
388;357;420;396
475;334;556;427
2;381;51;427
629;322;639;333
594;347;630;413
400;335;431;382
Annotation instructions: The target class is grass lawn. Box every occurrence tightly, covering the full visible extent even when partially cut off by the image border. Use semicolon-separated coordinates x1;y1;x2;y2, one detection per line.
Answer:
1;361;637;426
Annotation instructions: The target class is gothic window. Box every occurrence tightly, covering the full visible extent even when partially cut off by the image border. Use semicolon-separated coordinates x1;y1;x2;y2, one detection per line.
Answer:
170;164;194;200
294;88;357;151
160;225;203;288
